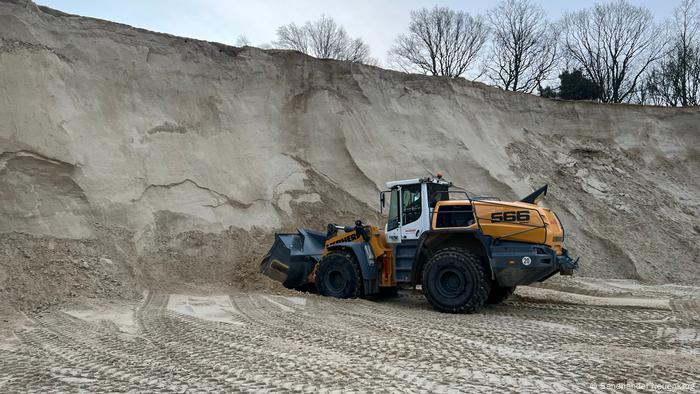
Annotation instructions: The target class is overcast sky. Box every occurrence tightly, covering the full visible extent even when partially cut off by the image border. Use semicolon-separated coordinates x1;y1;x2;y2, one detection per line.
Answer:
37;0;676;66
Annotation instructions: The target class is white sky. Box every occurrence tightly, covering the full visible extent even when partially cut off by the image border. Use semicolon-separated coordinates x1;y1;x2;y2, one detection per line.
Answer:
36;0;676;67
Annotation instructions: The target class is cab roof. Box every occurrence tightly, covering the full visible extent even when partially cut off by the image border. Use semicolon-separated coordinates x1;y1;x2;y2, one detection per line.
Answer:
385;176;451;189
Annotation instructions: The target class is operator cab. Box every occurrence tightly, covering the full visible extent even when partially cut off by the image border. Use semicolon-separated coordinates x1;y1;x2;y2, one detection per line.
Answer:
382;174;453;244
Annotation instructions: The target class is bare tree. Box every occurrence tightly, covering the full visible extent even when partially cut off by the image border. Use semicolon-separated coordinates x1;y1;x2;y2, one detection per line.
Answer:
643;0;700;106
561;0;667;103
673;0;700;106
638;69;676;105
388;6;488;78
485;0;558;93
235;35;251;47
276;22;311;54
274;15;375;64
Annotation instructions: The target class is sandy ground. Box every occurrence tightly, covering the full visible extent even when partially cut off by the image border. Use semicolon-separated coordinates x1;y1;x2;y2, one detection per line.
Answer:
1;282;698;393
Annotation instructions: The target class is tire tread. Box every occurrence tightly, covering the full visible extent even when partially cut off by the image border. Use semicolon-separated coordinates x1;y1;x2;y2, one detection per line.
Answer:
315;251;363;299
422;247;490;314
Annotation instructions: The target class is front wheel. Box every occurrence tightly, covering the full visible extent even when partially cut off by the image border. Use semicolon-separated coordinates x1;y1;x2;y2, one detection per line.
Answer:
422;247;490;313
315;251;363;299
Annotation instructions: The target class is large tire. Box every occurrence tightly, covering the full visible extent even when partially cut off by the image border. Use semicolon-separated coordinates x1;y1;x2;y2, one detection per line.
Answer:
486;284;516;304
422;247;490;313
315;251;363;299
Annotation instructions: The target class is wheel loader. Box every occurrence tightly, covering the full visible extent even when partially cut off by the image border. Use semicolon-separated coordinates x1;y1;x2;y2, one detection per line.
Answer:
260;174;578;313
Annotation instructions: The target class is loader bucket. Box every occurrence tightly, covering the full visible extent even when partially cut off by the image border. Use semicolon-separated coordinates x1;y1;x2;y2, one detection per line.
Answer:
259;228;327;289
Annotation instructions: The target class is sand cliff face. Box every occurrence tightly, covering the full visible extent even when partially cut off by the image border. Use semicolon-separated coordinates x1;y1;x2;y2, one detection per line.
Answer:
0;0;698;309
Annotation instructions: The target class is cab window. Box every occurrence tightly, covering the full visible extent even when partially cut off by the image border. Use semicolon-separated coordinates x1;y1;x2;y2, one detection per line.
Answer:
427;183;449;208
435;204;474;228
387;188;400;231
401;184;422;224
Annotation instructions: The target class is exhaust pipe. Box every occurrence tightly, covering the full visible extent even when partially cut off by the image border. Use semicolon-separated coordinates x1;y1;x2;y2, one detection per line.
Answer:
520;184;548;204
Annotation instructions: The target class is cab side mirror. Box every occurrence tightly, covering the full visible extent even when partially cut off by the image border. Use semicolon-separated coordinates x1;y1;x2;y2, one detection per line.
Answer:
380;191;386;213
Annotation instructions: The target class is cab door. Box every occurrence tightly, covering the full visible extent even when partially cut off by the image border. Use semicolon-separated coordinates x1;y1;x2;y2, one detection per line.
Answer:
385;188;402;244
384;183;429;283
399;183;426;241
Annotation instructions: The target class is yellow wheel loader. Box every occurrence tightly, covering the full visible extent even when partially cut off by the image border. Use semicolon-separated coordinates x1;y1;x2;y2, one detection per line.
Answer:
260;174;578;313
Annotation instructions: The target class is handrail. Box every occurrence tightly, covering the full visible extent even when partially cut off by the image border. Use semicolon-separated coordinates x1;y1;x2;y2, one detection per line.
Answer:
430;189;478;230
430;190;470;200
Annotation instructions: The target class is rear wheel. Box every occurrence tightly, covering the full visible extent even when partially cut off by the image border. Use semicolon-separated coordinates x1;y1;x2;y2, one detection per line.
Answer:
422;247;490;313
315;251;363;299
486;285;516;304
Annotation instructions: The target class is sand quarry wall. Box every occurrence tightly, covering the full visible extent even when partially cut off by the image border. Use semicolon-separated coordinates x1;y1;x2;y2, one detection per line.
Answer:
1;0;698;310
